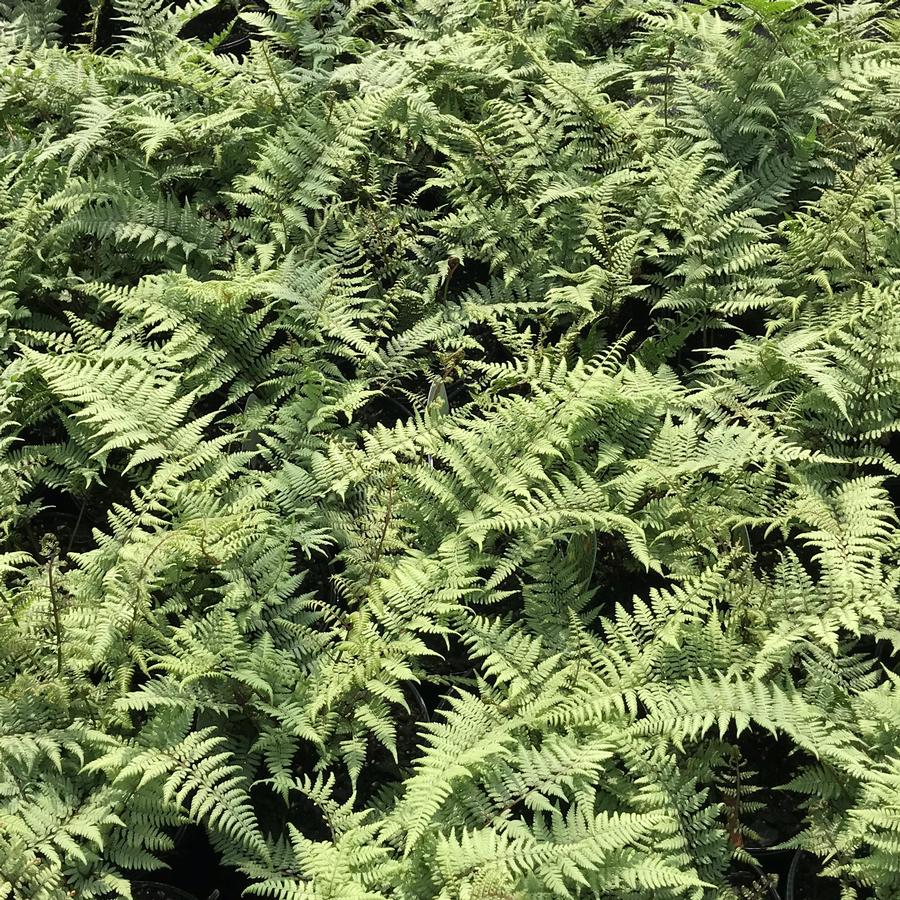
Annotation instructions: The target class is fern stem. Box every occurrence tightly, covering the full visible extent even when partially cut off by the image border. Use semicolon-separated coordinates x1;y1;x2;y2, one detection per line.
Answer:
46;546;64;677
129;531;179;640
664;41;674;131
89;0;106;53
860;307;884;400
835;0;843;65
260;43;292;115
441;256;459;305
367;476;396;586
725;748;744;849
463;124;508;200
65;493;88;557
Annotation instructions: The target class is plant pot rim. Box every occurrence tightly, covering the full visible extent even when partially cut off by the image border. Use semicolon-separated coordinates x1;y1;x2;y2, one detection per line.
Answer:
130;881;201;900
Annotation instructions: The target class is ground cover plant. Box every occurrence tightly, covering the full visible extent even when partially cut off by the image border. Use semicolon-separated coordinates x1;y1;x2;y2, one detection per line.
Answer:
1;0;899;898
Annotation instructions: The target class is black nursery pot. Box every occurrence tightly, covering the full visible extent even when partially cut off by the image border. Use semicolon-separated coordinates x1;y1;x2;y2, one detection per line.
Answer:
131;883;200;900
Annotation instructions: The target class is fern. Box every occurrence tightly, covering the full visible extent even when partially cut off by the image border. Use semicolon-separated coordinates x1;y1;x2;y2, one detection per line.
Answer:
1;1;899;898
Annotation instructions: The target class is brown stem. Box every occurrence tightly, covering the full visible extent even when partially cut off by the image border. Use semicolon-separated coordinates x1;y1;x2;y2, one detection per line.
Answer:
441;256;459;304
367;478;396;586
664;41;674;130
89;0;105;53
464;125;509;200
46;550;63;677
836;0;843;65
725;749;744;849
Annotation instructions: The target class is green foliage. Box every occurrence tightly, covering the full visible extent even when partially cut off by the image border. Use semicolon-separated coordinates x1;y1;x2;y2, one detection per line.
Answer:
0;1;898;898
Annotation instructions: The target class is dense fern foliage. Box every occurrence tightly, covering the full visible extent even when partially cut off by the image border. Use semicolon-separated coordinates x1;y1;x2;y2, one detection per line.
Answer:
1;1;899;898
